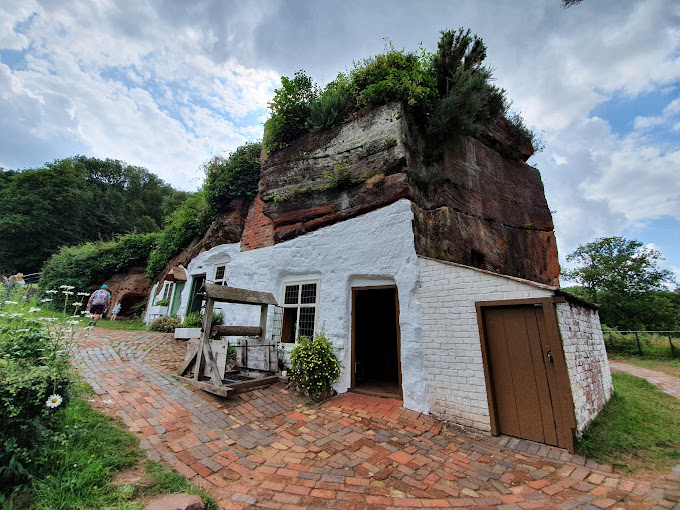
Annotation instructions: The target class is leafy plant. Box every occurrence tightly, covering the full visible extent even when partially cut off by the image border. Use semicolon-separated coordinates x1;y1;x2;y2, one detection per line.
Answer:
145;192;215;278
263;70;318;154
181;312;202;328
147;315;181;332
307;75;351;132
203;142;262;213
289;332;342;403
154;298;170;307
322;164;354;189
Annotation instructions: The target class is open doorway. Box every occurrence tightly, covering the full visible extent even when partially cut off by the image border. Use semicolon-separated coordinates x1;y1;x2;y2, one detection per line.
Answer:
351;286;402;398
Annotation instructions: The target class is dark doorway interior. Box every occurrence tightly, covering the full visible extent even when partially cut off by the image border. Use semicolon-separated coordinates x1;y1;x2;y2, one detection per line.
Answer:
353;287;401;398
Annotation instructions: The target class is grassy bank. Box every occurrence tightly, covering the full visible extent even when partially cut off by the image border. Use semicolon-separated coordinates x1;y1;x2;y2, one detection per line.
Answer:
576;373;680;471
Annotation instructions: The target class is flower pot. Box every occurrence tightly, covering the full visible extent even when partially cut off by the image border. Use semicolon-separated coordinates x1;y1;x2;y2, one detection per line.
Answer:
174;327;202;340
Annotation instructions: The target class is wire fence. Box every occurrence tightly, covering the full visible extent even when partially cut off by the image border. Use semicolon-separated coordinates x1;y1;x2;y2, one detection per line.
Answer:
603;330;680;358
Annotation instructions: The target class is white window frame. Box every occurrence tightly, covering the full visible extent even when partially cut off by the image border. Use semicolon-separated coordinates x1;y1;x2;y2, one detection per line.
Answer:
280;279;320;343
159;281;174;303
213;264;227;285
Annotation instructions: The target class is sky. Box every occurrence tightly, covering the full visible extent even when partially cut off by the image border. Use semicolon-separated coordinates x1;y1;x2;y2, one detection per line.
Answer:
1;0;679;285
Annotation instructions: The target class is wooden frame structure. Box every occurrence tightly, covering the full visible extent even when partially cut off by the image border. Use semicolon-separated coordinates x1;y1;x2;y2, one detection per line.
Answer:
178;284;279;397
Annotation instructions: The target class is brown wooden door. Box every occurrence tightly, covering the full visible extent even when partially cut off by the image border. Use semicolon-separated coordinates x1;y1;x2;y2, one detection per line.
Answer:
482;305;560;446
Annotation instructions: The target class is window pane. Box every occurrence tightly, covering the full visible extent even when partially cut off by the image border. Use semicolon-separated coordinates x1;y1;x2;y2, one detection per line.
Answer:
299;307;315;338
284;285;299;305
300;283;317;304
215;265;225;281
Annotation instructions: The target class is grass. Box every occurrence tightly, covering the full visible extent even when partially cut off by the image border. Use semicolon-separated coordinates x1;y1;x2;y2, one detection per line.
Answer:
608;353;680;378
576;373;680;472
4;383;216;510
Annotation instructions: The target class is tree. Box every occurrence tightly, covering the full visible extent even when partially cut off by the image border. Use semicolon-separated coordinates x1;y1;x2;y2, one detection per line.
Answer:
563;237;676;330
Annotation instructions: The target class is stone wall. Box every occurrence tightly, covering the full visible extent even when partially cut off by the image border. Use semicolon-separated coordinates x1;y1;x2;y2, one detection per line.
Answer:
416;257;554;432
555;301;613;433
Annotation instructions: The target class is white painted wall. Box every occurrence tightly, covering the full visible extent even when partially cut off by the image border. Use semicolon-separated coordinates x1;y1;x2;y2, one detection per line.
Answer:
556;301;613;433
174;199;431;414
416;257;554;431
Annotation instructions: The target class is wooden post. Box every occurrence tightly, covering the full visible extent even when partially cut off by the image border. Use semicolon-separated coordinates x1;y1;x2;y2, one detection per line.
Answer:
259;304;268;341
608;331;613;350
195;298;215;381
635;331;642;355
669;335;676;357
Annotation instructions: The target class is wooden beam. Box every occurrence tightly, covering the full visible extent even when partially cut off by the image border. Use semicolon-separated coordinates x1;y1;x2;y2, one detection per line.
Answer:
211;325;262;337
177;376;234;397
204;284;277;306
226;375;280;391
178;344;199;377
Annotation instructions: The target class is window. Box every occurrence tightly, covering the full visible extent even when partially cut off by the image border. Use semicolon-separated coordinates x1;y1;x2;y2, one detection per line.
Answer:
160;281;174;302
214;264;227;285
281;280;319;343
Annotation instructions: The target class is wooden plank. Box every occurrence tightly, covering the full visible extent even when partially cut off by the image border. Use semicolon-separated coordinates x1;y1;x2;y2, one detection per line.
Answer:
211;325;262;337
259;305;268;341
202;341;223;386
204;284;277;305
483;307;522;439
178;343;199;377
524;307;559;447
194;298;214;381
227;375;280;391
177;376;234;397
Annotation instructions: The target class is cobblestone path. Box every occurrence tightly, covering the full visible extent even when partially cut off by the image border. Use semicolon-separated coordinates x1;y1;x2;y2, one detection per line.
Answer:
74;330;680;509
609;360;680;401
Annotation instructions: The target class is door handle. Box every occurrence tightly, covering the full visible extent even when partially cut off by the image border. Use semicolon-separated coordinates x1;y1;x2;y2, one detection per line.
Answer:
546;351;554;363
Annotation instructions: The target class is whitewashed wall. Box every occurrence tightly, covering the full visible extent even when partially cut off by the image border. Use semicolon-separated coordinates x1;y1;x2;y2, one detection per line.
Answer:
176;199;431;414
556;301;612;433
416;258;554;431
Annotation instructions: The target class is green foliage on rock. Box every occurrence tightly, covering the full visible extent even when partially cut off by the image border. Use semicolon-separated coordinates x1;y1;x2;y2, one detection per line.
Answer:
0;156;184;275
263;71;318;154
289;332;342;403
145;192;216;279
262;28;538;159
39;233;158;293
203;142;262;213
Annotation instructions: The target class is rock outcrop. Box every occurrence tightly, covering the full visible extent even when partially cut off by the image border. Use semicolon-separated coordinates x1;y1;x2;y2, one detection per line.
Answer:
240;102;560;286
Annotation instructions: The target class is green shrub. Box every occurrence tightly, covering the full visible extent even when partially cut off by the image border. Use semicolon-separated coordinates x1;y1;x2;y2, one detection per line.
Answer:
203;142;262;213
211;311;224;326
182;312;202;327
154;298;170;307
289;333;342;402
307;76;351;132
39;232;158;294
0;297;74;487
322;164;354;189
147;315;181;332
146;192;215;278
263;70;318;154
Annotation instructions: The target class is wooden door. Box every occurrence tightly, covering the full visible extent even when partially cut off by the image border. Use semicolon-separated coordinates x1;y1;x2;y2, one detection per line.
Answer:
482;305;561;446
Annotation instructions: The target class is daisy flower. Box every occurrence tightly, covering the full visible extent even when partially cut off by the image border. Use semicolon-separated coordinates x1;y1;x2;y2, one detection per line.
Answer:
46;394;63;408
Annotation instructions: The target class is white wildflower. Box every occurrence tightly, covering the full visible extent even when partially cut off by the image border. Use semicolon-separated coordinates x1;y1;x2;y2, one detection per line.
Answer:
45;289;58;294
43;317;58;322
59;285;75;290
3;301;18;305
66;320;79;325
62;291;74;296
46;394;63;408
41;298;52;303
28;307;41;313
71;302;83;306
77;292;90;296
9;313;23;318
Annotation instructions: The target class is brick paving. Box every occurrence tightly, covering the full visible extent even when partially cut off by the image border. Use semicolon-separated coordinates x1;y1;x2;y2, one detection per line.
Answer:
609;360;680;401
73;330;680;509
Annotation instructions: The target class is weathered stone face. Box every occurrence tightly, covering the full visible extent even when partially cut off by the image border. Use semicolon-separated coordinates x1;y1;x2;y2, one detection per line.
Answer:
241;102;560;286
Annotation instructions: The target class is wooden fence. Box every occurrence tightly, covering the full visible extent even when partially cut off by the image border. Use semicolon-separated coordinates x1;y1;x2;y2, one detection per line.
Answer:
603;330;680;357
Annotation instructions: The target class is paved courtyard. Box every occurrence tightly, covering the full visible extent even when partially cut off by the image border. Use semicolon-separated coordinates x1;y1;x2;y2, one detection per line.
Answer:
74;329;680;509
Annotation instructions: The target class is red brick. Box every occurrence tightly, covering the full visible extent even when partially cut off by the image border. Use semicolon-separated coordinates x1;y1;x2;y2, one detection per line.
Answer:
174;462;197;478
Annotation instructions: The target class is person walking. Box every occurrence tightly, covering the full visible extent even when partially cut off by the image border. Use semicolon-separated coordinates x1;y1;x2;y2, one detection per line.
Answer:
87;284;111;327
109;301;121;321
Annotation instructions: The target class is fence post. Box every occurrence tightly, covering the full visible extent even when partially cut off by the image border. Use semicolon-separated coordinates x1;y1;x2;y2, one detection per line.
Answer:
634;332;642;355
609;331;613;350
669;335;676;357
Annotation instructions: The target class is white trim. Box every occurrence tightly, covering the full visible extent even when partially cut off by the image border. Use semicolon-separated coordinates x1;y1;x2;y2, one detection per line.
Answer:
280;278;321;343
213;264;227;285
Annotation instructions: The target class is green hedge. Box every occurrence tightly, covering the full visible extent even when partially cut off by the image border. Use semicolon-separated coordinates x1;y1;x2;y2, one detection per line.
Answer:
39;232;158;293
203;142;262;213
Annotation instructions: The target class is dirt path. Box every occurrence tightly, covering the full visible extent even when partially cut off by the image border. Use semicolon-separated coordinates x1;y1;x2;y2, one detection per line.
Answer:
609;360;680;401
73;329;680;509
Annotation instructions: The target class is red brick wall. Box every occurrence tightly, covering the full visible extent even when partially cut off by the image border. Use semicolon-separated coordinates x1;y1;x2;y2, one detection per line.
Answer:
240;194;274;251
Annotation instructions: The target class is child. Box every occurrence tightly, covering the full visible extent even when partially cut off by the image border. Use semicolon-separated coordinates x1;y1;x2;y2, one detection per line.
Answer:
109;301;121;321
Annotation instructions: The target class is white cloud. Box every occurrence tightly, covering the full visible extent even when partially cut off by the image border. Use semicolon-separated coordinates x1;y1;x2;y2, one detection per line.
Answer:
634;98;680;131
